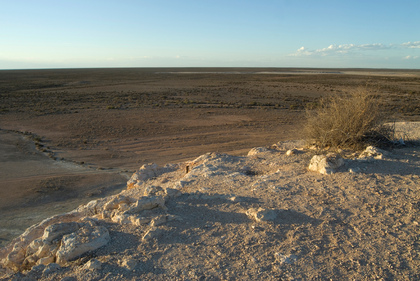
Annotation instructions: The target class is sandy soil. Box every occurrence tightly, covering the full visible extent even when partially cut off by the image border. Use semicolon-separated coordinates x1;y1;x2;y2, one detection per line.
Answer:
0;68;419;279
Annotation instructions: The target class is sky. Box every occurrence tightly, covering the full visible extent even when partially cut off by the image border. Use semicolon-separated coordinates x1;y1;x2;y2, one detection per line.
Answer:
1;0;419;69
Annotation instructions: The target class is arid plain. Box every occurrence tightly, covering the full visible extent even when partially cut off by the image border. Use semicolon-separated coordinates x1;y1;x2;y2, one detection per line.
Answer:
1;68;420;279
1;68;419;245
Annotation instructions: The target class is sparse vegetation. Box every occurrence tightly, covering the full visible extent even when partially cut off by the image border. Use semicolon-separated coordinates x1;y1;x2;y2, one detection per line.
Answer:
304;88;392;149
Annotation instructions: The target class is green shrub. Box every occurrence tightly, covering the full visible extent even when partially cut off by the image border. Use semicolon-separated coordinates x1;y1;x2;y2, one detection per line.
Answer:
304;88;391;149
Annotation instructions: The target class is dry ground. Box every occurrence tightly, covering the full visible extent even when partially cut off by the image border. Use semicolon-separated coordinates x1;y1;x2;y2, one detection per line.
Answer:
0;68;419;279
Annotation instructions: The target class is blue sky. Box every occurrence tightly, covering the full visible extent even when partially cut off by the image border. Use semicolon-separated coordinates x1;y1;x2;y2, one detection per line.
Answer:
1;0;419;69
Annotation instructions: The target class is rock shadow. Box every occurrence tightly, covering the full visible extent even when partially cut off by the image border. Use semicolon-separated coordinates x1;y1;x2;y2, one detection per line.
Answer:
159;192;320;245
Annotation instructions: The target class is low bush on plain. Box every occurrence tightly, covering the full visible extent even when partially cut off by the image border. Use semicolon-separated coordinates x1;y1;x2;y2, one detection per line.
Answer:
304;88;392;149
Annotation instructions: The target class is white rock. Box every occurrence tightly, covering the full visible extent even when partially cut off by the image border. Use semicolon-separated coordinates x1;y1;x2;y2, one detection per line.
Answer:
144;185;163;196
246;208;277;222
42;222;80;243
56;222;110;265
128;196;165;213
308;153;344;174
130;216;151;226
38;255;55;266
248;147;270;156
358;146;387;160
83;258;102;270
274;253;298;265
103;195;132;211
286;149;298;156
127;163;159;188
111;213;132;224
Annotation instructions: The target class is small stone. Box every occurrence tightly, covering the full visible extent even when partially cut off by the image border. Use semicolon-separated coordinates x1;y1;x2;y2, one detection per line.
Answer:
142;227;162;241
128;196;166;213
130;216;151;226
308;153;344;174
83;258;102;270
121;258;137;271
37;255;55;265
286;149;297;156
43;263;60;275
358;146;387;160
246;208;277;222
248;147;270;156
348;167;361;173
150;215;167;227
275;253;298;265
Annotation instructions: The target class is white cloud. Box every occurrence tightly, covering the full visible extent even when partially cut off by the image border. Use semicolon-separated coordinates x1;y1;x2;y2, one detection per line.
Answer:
290;43;389;57
292;46;312;56
401;41;420;49
403;55;419;60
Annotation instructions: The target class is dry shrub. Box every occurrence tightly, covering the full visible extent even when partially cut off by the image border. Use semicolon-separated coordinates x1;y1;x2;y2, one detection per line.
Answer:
304;88;391;149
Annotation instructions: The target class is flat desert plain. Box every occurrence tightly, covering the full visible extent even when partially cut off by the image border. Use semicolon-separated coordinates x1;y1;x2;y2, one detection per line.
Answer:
1;68;420;280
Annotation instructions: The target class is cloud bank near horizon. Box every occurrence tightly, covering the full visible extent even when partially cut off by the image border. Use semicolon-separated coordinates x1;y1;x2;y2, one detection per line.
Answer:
291;41;420;59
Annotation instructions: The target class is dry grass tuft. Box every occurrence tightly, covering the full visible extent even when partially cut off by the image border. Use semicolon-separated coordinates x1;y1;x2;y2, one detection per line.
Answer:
304;88;392;149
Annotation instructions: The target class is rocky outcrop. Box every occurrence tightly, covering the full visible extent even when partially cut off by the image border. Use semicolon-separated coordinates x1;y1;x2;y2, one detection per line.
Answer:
2;219;109;270
308;153;344;174
3;142;388;274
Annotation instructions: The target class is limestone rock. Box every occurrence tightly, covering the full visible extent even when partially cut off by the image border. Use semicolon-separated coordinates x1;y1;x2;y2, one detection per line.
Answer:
274;253;298;265
165;188;181;198
127;163;178;189
128;196;166;213
308;153;344;174
358;146;387;160
246;208;277;222
130;216;151;226
83;258;102;271
286;149;298;156
42;263;60;275
42;222;80;243
248;147;270;156
127;163;159;189
56;221;110;265
103;195;132;211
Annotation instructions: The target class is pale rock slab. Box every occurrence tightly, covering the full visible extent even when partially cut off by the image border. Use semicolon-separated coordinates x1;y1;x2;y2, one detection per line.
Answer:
42;222;80;243
308;153;344;174
246;208;277;222
248;147;270;156
358;146;387;160
127;196;166;213
55;221;110;265
83;258;102;271
127;163;178;189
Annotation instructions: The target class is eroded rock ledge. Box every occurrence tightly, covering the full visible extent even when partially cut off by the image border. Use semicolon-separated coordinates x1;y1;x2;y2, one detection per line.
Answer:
1;141;418;280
